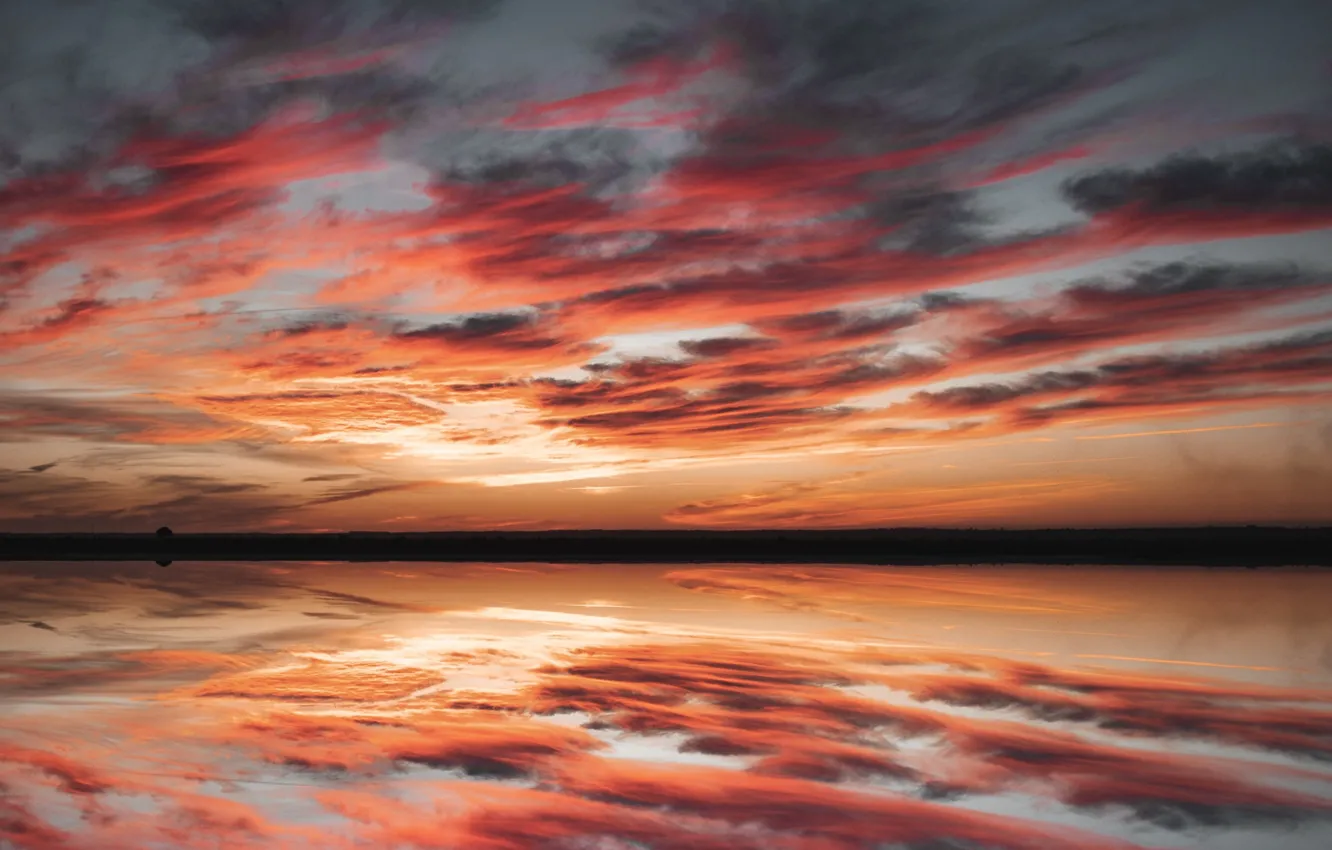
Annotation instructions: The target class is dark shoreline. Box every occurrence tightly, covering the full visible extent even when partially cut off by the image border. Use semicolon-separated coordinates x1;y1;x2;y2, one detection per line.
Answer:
1;527;1329;567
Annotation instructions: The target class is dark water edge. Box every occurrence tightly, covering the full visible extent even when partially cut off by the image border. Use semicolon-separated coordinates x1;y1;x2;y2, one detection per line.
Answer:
2;527;1329;566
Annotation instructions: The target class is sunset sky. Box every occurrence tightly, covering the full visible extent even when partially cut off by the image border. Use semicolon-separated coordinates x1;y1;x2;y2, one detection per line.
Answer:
2;0;1331;531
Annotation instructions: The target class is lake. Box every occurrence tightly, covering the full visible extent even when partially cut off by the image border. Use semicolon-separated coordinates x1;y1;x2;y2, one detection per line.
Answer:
2;561;1330;849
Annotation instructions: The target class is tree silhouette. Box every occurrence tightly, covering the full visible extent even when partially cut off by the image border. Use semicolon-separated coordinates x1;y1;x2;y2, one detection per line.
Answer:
156;526;173;538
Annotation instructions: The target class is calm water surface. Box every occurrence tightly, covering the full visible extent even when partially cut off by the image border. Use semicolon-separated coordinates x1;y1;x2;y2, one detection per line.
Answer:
2;561;1330;849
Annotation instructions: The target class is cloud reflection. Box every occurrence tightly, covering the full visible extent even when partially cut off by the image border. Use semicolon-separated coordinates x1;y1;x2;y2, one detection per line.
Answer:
0;560;1330;848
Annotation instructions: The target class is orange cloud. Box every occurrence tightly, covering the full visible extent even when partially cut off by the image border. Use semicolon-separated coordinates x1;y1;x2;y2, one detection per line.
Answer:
663;475;1123;528
664;566;1114;616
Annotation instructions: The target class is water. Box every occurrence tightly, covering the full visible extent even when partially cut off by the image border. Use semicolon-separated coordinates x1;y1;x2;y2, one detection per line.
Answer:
2;561;1330;849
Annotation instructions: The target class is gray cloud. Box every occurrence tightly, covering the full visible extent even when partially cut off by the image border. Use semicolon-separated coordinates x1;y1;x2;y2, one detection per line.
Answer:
0;0;503;184
1064;143;1332;215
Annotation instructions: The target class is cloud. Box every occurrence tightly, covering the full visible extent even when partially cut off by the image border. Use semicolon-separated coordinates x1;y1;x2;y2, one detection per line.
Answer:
0;646;262;698
3;593;1332;848
1064;143;1332;216
515;314;958;448
0;743;113;796
300;480;436;507
184;660;444;703
319;782;814;850
0;560;434;652
193;390;444;437
896;667;1332;762
947;261;1332;371
305;587;441;613
0;458;303;532
0;392;260;447
391;310;599;359
0;796;70;850
0;0;500;183
941;722;1332;829
0;112;388;307
664;566;1113;616
662;473;1122;528
223;710;608;778
502;42;731;130
896;328;1332;434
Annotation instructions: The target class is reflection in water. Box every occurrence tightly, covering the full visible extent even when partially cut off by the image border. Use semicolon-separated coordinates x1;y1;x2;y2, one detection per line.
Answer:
1;561;1330;849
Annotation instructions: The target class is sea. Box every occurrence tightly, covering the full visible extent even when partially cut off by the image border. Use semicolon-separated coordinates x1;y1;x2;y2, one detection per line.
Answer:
2;560;1330;849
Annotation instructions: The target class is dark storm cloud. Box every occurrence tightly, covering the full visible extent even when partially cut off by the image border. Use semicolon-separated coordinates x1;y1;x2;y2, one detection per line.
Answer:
110;473;285;528
677;336;776;358
554;399;853;436
905;328;1332;428
306;588;439;612
427;126;661;195
945;260;1332;364
0;0;206;179
513;639;1332;836
270;316;353;338
520;307;959;446
1064;143;1332;215
947;723;1332;830
395;311;537;341
0;296;118;348
741;259;1332;390
0;0;505;182
757;309;923;342
864;188;992;256
0;561;284;634
1064;261;1328;302
900;670;1332;763
604;0;1155;138
65;0;654;225
141;474;268;496
583;0;1192;254
301;480;431;507
5;594;1332;847
145;597;269;620
0;559;428;662
1097;328;1332;385
218;711;608;781
389;310;596;358
317;0;1222;341
171;0;502;43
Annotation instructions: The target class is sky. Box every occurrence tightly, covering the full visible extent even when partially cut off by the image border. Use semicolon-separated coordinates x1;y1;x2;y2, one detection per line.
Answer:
1;0;1331;531
2;560;1332;848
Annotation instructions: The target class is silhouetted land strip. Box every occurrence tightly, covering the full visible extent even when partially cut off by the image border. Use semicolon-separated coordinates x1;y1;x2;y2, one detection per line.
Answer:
1;528;1329;566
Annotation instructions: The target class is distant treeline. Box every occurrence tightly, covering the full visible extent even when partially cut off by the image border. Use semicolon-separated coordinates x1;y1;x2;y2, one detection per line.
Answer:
1;527;1329;566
